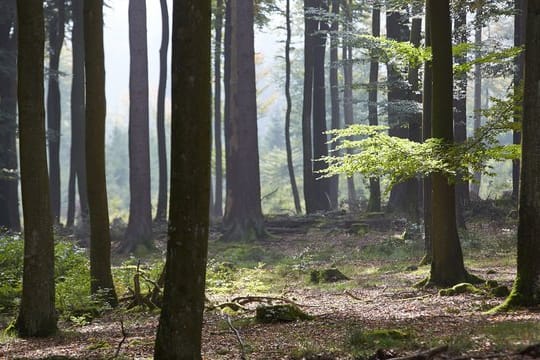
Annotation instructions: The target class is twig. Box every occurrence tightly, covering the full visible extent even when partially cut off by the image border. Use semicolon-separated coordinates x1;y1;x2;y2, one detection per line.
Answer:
226;315;247;360
344;290;363;301
111;318;127;359
389;345;448;360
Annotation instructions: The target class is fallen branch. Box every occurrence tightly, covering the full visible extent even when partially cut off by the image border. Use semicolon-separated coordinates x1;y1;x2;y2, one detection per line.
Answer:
226;315;247;360
389;345;448;360
230;295;304;308
110;319;127;359
344;290;362;301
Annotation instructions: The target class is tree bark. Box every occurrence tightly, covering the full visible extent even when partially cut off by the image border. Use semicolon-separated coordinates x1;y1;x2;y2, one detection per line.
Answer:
124;0;153;252
328;0;340;209
471;5;482;199
222;0;266;241
15;0;57;336
212;0;224;218
154;0;169;223
154;0;211;356
46;0;65;225
428;0;468;287
285;0;302;214
84;0;118;306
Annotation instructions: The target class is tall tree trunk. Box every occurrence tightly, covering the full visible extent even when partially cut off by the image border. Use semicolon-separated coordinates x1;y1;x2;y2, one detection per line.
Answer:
421;4;432;266
342;0;357;212
154;0;169;223
124;0;153;251
15;0;57;336
285;0;302;214
84;0;118;306
512;0;526;202
328;0;339;209
497;0;540;309
367;4;381;213
212;0;224;218
222;0;266;241
428;0;469;287
154;0;210;356
453;6;468;228
471;6;482;199
46;0;65;225
0;0;21;232
66;0;88;230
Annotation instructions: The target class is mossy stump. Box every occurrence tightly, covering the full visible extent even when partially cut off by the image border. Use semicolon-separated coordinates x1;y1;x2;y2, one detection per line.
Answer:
310;268;350;284
255;304;312;323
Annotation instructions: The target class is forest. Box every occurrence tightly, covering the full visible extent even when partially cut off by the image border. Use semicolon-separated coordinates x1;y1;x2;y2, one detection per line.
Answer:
0;0;540;358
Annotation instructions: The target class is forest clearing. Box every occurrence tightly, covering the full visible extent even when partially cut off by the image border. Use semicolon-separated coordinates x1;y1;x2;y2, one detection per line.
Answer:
2;207;539;359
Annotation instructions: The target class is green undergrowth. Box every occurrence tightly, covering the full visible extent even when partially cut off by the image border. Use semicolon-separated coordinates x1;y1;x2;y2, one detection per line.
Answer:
346;327;415;358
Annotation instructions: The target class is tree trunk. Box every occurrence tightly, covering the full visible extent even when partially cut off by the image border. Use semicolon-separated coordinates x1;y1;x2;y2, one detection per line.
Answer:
124;0;153;252
154;1;210;356
328;0;340;209
285;0;302;214
67;0;88;230
367;4;381;213
0;0;20;232
428;0;468;287
512;0;526;202
84;0;118;306
471;6;482;199
499;0;540;309
222;0;266;241
46;0;65;225
212;0;224;218
453;6;468;228
15;0;57;336
154;0;169;223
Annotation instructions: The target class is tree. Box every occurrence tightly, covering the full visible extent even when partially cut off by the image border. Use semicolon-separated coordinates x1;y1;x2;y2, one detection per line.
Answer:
212;0;224;218
366;3;381;213
66;0;89;229
154;0;169;223
46;0;65;225
427;0;470;287
470;4;482;199
328;0;340;208
123;0;153;251
303;0;331;213
153;0;211;356
284;0;302;214
15;0;57;336
84;0;118;306
222;0;266;241
494;0;540;310
0;0;20;232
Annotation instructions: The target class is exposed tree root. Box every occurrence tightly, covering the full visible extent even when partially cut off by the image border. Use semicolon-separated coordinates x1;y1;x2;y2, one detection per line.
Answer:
389;345;448;360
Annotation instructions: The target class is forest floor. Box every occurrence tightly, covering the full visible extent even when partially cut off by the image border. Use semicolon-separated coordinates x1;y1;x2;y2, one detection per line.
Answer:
1;202;540;359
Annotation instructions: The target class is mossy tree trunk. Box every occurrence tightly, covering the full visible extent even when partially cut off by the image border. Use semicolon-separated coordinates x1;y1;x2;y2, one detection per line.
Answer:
498;0;540;309
222;0;266;241
15;0;57;337
427;0;468;287
84;0;118;306
153;0;211;357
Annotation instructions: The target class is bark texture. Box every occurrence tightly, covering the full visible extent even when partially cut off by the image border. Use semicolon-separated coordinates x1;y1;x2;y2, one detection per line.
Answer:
212;0;224;218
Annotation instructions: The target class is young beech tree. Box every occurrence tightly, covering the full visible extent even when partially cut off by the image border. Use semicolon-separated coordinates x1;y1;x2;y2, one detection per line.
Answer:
153;0;211;357
15;0;57;337
84;0;118;306
494;0;540;310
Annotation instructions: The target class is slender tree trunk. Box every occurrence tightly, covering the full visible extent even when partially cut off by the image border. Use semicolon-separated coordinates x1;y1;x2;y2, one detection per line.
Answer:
124;0;153;251
497;0;540;309
212;0;224;218
84;0;118;306
154;0;169;223
453;6;468;228
428;0;468;287
15;0;57;336
471;6;482;199
285;0;302;214
154;1;211;356
367;4;381;213
47;0;65;225
222;0;266;241
67;0;88;230
341;0;357;212
0;0;20;232
328;0;340;209
512;0;526;202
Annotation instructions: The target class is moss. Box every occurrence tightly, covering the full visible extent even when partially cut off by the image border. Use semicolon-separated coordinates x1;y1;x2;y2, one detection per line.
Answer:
439;283;484;296
310;268;350;284
255;304;312;323
490;285;510;298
